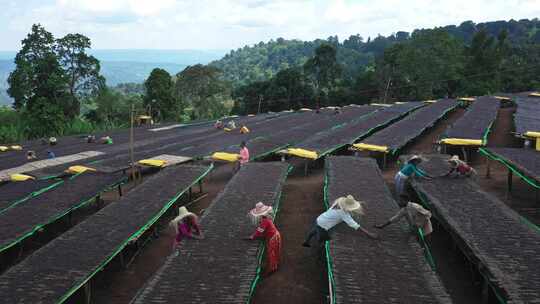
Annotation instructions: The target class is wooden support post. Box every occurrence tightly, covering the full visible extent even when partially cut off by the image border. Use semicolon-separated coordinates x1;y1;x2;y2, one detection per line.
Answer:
382;153;387;170
481;278;489;304
118;184;123;197
189;187;193;200
507;169;513;194
84;282;92;304
198;180;203;193
485;158;491;179
119;250;126;269
304;161;309;176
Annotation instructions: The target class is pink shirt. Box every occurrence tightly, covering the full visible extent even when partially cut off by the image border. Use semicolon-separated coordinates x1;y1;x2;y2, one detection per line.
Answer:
240;147;249;164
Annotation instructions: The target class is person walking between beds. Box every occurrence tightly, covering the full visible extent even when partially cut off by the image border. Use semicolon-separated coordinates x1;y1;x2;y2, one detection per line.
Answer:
238;141;250;166
302;195;378;248
395;155;431;200
170;206;204;256
247;202;282;276
375;202;433;237
445;155;476;178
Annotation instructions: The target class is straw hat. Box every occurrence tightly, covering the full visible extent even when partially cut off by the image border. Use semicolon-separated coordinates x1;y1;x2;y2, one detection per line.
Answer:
335;195;365;214
448;155;460;163
176;206;195;221
249;202;273;217
408;155;425;162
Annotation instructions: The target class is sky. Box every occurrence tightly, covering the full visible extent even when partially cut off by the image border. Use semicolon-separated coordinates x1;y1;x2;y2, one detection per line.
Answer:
1;0;539;51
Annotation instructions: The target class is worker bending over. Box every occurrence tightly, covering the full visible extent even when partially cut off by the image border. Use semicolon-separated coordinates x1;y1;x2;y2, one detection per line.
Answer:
375;202;433;236
303;195;378;249
445;155;476;177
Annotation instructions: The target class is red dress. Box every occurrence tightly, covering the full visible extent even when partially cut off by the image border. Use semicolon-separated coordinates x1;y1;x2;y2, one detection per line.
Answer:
251;217;282;273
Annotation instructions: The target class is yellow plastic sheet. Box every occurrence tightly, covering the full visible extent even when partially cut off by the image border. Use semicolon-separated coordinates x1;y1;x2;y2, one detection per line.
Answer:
524;131;540;138
352;143;389;152
10;174;35;182
66;165;96;174
212;152;240;162
440;138;483;146
286;148;318;159
458;97;476;102
494;96;511;101
223;127;232;132
424;100;438;103
10;145;22;151
528;92;540;97
0;146;8;152
138;159;167;167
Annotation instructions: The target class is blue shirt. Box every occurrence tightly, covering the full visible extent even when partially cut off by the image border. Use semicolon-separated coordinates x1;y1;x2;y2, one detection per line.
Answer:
400;163;426;177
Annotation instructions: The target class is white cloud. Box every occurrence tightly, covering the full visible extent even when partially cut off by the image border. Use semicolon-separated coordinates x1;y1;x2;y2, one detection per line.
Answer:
0;0;539;50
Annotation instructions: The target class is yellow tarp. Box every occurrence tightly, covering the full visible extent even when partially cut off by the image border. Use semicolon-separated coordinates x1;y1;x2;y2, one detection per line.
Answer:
10;174;35;182
0;146;8;152
458;97;476;102
223;127;232;132
286;148;318;160
352;143;389;152
66;165;96;174
138;159;167;167
528;92;540;97
524;131;540;138
494;96;511;101
212;152;240;162
10;145;22;151
138;115;152;119
424;100;438;103
440;138;483;146
298;108;312;112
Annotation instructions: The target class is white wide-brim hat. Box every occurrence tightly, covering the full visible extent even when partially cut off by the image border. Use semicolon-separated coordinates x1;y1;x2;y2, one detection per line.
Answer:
175;206;195;221
335;195;365;214
448;155;460;162
249;202;273;217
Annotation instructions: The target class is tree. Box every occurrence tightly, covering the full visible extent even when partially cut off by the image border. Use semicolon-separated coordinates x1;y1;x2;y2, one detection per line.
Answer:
7;24;71;137
303;44;342;108
144;68;176;121
56;33;104;118
175;65;231;120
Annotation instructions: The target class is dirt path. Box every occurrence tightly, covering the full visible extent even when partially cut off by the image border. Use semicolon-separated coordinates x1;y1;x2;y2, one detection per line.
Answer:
379;107;481;304
474;107;540;225
92;164;233;304
252;168;328;304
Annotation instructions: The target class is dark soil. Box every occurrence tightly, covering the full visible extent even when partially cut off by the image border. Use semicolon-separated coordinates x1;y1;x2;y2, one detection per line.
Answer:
130;162;289;304
475;107;540;225
252;169;328;304
92;164;233;304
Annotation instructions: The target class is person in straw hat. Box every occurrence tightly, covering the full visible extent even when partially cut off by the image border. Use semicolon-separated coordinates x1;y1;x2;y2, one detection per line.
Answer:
246;202;282;275
170;206;204;255
445;155;476;178
375;201;433;236
302;195;378;248
394;155;431;202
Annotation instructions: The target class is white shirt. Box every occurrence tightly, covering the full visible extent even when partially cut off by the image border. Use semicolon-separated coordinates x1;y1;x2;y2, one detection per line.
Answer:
316;208;360;231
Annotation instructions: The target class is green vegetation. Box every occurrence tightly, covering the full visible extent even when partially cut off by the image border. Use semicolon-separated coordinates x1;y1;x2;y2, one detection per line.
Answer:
2;19;539;143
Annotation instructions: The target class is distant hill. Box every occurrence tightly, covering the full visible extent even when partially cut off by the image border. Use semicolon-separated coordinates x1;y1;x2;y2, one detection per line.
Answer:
0;49;226;105
211;18;540;86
